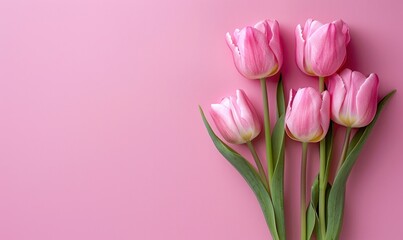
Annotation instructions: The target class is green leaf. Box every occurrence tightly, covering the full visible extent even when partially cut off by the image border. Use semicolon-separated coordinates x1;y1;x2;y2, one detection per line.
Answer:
326;90;396;240
272;114;285;169
307;176;319;240
276;74;285;118
325;122;334;174
271;114;286;240
308;176;332;240
199;107;280;240
347;128;364;154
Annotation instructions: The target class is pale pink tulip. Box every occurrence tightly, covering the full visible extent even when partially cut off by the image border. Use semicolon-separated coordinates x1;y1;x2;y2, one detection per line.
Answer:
285;87;330;142
226;19;283;80
210;90;261;144
326;68;379;128
296;19;350;77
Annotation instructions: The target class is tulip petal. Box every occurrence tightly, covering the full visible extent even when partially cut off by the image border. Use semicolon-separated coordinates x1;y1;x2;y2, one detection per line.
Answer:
236;27;276;79
226;32;240;57
238;90;262;137
307;23;347;76
254;20;273;42
210;99;244;144
339;70;367;125
353;73;379;127
285;89;297;140
264;20;283;71
286;88;323;142
304;19;324;39
230;90;261;141
295;25;310;75
327;72;347;126
318;91;331;142
333;19;351;44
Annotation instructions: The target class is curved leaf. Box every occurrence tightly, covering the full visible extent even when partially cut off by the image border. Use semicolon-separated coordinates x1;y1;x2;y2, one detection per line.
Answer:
325;122;334;175
326;90;396;240
271;114;286;240
200;107;280;240
276;74;285;118
307;176;319;240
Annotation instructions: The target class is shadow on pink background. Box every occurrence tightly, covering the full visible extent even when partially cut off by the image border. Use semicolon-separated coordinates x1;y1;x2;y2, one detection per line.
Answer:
0;0;402;239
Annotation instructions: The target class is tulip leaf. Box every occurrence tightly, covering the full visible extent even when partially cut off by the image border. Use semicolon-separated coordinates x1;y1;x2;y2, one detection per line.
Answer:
272;114;285;167
276;74;285;118
326;90;396;240
308;176;332;240
347;128;364;154
271;114;286;240
307;176;319;240
199;107;280;240
325;122;334;173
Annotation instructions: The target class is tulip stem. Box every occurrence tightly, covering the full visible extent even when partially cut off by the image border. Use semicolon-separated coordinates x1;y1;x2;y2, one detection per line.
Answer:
337;127;352;172
260;78;274;189
318;76;327;239
247;141;269;190
301;142;308;240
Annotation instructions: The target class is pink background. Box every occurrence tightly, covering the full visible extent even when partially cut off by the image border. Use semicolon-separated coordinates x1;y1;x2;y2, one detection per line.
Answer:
0;0;402;239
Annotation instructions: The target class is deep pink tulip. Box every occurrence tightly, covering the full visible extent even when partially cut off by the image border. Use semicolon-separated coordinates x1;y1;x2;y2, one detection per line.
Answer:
326;68;379;128
210;90;261;144
285;87;330;143
226;19;283;80
296;19;350;77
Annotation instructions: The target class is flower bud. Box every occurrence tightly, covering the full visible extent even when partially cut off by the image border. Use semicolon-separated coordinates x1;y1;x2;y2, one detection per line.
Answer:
210;90;261;144
326;68;379;128
285;87;330;142
226;19;283;80
295;19;350;77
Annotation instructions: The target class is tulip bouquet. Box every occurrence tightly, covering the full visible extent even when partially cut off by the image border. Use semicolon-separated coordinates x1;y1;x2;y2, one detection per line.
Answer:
199;18;396;240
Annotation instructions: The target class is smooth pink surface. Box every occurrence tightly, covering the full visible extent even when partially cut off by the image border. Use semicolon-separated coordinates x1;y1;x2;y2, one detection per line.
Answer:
0;0;402;239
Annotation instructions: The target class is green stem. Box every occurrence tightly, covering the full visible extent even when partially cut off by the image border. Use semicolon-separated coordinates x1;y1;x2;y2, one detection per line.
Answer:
301;142;308;240
318;76;327;239
337;127;352;172
260;78;273;188
246;141;269;190
319;145;327;240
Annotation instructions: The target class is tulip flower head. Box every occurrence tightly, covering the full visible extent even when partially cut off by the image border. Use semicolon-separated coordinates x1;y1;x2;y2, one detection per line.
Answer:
285;87;330;143
226;19;283;80
210;90;261;144
326;68;379;128
295;19;350;77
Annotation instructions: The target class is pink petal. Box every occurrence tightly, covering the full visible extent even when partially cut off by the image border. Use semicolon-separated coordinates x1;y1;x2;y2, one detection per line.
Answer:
318;91;331;141
285;89;296;124
339;70;367;122
226;32;240;57
265;20;283;72
307;23;347;76
254;20;273;42
353;73;379;127
236;27;276;79
326;72;347;125
286;88;322;142
237;89;261;136
230;90;260;139
303;19;324;39
295;25;310;75
333;19;350;44
210;100;243;144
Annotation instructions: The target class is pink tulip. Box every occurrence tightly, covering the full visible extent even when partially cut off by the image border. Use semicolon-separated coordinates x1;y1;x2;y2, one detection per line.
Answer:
285;87;330;143
210;90;261;144
295;19;350;77
326;68;379;128
226;19;283;80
